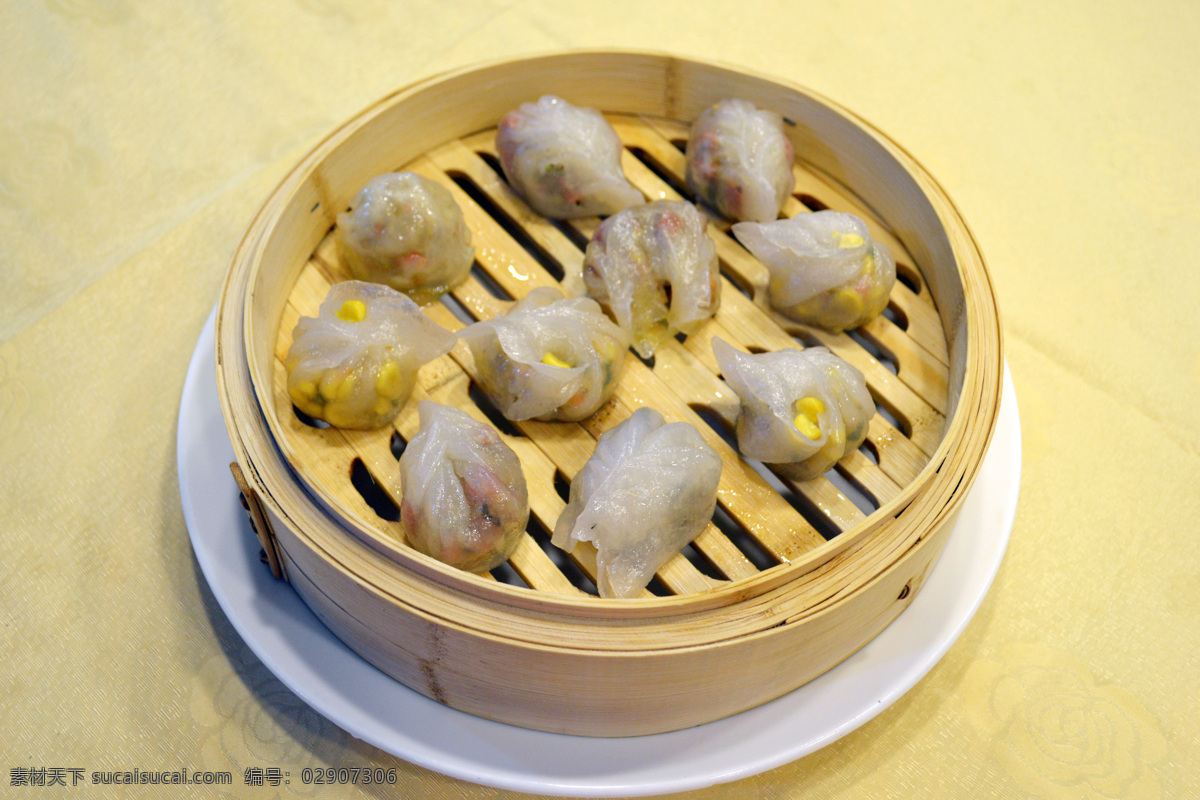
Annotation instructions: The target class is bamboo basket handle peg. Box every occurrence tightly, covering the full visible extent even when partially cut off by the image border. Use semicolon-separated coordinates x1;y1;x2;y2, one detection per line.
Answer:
229;461;286;581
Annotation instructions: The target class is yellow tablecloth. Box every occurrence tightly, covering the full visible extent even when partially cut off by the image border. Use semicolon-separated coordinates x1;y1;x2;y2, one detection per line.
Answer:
3;2;1196;797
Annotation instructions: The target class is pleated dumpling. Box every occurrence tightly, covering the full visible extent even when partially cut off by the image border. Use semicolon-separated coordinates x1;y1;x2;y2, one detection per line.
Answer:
733;210;896;333
552;408;722;599
495;95;643;219
336;171;474;302
574;200;720;359
399;401;529;573
712;338;874;481
685;98;795;223
285;281;456;429
461;287;630;422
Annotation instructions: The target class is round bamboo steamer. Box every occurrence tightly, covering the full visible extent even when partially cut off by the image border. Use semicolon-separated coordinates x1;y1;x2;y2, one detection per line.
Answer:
216;51;1002;737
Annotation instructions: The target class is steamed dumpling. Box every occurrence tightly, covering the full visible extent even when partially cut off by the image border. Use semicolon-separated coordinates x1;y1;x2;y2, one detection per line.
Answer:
685;99;795;223
552;407;722;598
574;200;720;359
461;287;630;422
285;281;456;429
336;171;474;303
399;401;529;573
733;210;896;332
495;95;643;219
712;337;874;481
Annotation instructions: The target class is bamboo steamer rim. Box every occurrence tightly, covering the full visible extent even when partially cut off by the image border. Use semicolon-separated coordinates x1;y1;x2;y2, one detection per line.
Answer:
217;50;1002;629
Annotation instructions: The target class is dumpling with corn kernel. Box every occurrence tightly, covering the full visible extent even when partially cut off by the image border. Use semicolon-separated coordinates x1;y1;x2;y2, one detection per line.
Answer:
460;286;631;422
399;401;529;573
335;171;474;303
712;337;874;481
285;281;456;429
495;95;643;220
733;210;896;333
571;200;720;359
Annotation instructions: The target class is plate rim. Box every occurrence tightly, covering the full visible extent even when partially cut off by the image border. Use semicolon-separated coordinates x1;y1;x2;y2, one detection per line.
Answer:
179;307;1020;796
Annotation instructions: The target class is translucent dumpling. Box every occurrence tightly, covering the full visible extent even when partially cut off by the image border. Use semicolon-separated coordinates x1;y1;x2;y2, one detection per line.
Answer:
336;171;474;303
685;98;795;223
552;407;722;598
495;95;643;219
285;281;456;429
733;210;896;333
573;200;720;359
712;337;874;481
461;286;630;422
399;401;529;573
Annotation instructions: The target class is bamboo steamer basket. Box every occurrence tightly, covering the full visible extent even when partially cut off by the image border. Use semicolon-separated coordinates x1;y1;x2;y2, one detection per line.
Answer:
216;51;1002;737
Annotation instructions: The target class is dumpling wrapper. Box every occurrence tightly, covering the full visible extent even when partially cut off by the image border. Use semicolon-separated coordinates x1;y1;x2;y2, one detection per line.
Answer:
399;401;529;573
335;171;474;303
685;98;795;223
733;210;895;333
495;95;643;219
572;200;720;359
712;337;874;481
552;407;722;598
460;286;630;422
286;281;457;429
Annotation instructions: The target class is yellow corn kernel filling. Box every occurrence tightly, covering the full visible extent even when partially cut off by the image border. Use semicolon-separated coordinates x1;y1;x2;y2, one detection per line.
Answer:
374;360;405;399
291;380;317;401
835;286;864;314
336;299;367;322
793;396;824;440
371;397;395;417
322;404;356;428
317;372;340;400
540;352;572;369
834;231;865;249
317;371;357;402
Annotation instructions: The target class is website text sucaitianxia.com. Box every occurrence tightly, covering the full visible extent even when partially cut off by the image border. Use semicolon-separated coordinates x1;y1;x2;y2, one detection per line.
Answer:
10;766;399;788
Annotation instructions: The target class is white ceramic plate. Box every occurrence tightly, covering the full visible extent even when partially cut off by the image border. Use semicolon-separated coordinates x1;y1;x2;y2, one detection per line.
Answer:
179;307;1020;797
